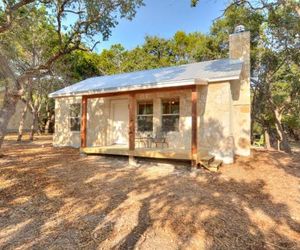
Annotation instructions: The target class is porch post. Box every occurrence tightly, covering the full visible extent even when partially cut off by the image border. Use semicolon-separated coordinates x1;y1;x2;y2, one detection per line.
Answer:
128;93;136;166
128;93;136;151
81;96;87;148
191;86;198;167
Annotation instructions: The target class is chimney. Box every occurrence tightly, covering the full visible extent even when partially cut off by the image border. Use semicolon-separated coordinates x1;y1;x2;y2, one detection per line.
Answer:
229;25;250;78
229;26;251;157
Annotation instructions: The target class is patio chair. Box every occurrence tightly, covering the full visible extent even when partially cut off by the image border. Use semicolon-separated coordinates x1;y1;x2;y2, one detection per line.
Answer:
151;132;168;149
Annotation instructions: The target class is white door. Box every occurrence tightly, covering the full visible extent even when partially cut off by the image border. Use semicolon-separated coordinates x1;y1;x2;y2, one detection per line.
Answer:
111;99;129;145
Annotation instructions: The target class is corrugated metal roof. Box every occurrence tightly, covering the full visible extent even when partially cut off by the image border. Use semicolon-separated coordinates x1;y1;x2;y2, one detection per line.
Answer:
49;58;243;98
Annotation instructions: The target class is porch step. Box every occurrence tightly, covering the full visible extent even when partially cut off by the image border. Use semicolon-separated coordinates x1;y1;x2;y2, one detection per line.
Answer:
199;156;222;172
199;155;215;165
209;160;223;171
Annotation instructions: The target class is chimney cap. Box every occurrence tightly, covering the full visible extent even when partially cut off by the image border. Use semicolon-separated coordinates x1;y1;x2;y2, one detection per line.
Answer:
234;25;246;33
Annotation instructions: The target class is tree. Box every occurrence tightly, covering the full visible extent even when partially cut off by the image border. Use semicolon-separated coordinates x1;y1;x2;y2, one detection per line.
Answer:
0;0;143;151
96;31;218;74
192;0;300;152
203;1;299;152
247;1;299;152
57;50;103;83
97;44;128;74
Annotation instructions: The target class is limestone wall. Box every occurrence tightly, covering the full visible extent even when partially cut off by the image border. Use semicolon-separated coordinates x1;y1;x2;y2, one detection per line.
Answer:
135;90;191;150
197;82;234;164
86;90;192;149
53;96;82;147
53;90;192;149
86;94;129;147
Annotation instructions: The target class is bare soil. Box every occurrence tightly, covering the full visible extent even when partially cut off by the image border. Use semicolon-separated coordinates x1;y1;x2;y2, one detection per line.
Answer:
0;135;300;249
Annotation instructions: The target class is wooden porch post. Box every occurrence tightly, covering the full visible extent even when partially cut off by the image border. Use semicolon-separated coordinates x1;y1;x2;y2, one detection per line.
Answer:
128;93;136;151
81;96;87;148
191;86;198;167
128;93;136;166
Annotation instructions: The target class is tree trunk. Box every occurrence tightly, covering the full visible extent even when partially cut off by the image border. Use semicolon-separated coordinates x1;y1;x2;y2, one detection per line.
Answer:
250;117;255;144
45;118;51;134
29;98;41;141
290;129;299;141
45;113;55;134
0;52;23;152
29;108;38;141
45;112;52;134
274;108;292;153
44;102;51;134
37;112;42;135
17;100;28;141
264;128;272;150
0;92;20;151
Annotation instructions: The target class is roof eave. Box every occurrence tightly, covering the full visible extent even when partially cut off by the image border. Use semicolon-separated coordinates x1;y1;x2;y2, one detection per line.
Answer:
49;78;209;98
207;74;241;83
48;74;241;99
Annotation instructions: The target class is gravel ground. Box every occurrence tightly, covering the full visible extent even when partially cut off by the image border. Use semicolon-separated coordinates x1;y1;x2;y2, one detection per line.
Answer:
0;135;300;249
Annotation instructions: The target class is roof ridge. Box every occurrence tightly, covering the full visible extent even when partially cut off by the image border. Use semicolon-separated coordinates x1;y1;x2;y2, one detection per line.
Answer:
90;58;240;80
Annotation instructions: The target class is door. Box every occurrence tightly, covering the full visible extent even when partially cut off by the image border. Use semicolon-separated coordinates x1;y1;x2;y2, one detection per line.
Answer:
110;99;129;145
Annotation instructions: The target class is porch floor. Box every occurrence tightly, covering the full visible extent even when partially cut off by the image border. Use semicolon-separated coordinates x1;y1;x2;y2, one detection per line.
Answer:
81;145;192;160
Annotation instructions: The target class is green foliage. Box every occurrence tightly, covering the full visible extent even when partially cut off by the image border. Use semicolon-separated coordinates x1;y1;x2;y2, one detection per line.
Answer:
190;0;199;7
0;0;144;83
57;50;102;82
97;44;128;74
93;30;220;76
210;4;264;71
0;6;57;68
1;0;298;145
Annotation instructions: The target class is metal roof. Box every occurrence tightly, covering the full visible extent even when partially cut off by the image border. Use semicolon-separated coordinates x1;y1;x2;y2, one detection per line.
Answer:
49;58;243;98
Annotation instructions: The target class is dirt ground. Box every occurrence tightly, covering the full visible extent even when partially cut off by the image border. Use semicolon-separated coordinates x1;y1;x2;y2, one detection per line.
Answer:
0;135;299;250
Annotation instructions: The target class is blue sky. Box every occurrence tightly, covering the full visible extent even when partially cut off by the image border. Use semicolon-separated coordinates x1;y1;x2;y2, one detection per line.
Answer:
96;0;228;52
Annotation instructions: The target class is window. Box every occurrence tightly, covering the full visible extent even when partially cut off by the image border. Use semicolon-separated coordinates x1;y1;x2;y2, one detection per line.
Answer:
137;101;153;132
69;103;81;132
161;98;179;132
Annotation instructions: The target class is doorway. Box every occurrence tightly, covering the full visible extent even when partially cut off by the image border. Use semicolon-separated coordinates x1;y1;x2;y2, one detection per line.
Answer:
110;99;129;145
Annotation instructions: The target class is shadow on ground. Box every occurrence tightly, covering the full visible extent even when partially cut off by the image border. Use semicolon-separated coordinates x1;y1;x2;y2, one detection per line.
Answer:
0;136;299;249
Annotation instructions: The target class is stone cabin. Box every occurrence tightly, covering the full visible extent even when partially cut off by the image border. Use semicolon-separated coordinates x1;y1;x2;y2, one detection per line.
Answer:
49;30;251;166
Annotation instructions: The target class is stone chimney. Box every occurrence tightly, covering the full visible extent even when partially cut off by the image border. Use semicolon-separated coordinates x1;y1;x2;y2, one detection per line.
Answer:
229;26;251;157
229;26;250;79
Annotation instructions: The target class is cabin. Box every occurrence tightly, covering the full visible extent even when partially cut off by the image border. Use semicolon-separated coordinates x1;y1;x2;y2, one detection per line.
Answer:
49;29;251;168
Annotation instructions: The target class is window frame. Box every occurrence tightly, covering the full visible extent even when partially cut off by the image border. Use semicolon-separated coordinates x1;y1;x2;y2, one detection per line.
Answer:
161;98;180;132
69;103;81;132
137;101;154;132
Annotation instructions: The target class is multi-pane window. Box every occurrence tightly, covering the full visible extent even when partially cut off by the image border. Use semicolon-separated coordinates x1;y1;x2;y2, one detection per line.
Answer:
161;98;180;132
137;102;153;132
69;104;81;132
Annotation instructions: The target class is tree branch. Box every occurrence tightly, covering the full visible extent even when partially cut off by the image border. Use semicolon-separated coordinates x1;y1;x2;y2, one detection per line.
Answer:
213;0;281;21
17;44;81;84
0;0;35;33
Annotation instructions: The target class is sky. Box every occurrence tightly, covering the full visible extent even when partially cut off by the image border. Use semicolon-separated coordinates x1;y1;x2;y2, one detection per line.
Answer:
96;0;228;52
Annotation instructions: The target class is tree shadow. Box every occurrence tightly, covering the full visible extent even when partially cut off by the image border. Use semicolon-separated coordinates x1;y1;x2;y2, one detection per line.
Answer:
112;171;300;249
1;138;299;249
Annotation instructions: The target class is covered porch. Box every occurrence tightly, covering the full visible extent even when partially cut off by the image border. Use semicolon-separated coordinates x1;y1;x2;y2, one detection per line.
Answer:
80;85;201;166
